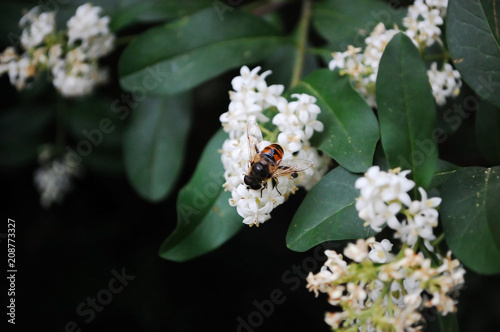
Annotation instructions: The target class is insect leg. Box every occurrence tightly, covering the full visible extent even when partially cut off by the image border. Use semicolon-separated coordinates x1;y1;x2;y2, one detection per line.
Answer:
260;182;268;198
272;178;282;195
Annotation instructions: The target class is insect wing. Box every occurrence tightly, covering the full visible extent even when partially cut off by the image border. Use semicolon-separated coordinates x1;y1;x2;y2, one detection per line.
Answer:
273;158;313;178
247;120;263;163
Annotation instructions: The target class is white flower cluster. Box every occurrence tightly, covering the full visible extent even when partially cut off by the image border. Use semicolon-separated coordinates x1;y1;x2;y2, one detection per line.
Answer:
403;0;448;48
0;3;114;97
220;66;330;226
34;150;82;208
427;62;461;106
329;24;398;107
355;166;441;246
19;6;56;50
329;0;460;107
306;238;466;331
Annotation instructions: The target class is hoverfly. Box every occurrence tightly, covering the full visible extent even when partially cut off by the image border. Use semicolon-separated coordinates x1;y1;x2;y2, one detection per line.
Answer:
244;120;313;195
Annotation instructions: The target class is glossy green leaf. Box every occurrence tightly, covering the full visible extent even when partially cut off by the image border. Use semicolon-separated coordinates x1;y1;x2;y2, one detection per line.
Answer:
286;166;375;252
123;94;192;202
429;159;459;190
110;0;210;32
447;0;500;108
376;33;438;190
118;8;284;96
159;129;242;262
66;96;125;149
476;100;500;164
65;96;126;175
440;167;500;274
312;0;406;49
291;69;380;173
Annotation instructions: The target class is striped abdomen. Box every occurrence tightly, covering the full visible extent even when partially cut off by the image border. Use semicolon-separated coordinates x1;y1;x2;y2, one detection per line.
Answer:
260;144;284;166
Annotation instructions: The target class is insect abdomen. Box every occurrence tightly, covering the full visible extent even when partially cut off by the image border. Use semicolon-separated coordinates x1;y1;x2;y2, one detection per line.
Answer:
260;144;284;165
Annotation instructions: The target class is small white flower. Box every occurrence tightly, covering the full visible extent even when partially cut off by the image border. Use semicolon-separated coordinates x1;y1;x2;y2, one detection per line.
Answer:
19;6;55;49
7;55;35;90
231;66;265;91
324;311;348;329
84;33;115;59
427;62;461;106
355;166;415;232
344;237;374;262
426;0;448;8
229;183;285;226
306;267;335;297
67;3;110;46
0;47;18;64
393;187;440;245
328;45;362;71
364;23;398;71
369;239;395;263
403;276;422;296
51;56;108;97
277;131;304;153
295;145;330;190
34;152;82;208
403;0;445;48
220;66;284;139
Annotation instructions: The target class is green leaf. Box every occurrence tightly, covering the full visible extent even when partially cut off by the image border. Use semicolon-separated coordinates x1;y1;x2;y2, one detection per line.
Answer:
66;96;125;149
376;33;438;190
291;69;380;173
123;94;192;202
118;7;284;96
429;159;459;190
159;129;242;262
476;100;500;164
440;166;500;275
312;0;406;49
110;0;210;32
286;166;375;252
438;313;459;332
65;96;126;175
447;0;500;108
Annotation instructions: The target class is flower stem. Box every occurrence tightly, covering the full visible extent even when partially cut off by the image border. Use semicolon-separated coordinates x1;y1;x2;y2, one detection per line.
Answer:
290;0;312;88
259;124;280;142
431;232;445;247
307;47;334;57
